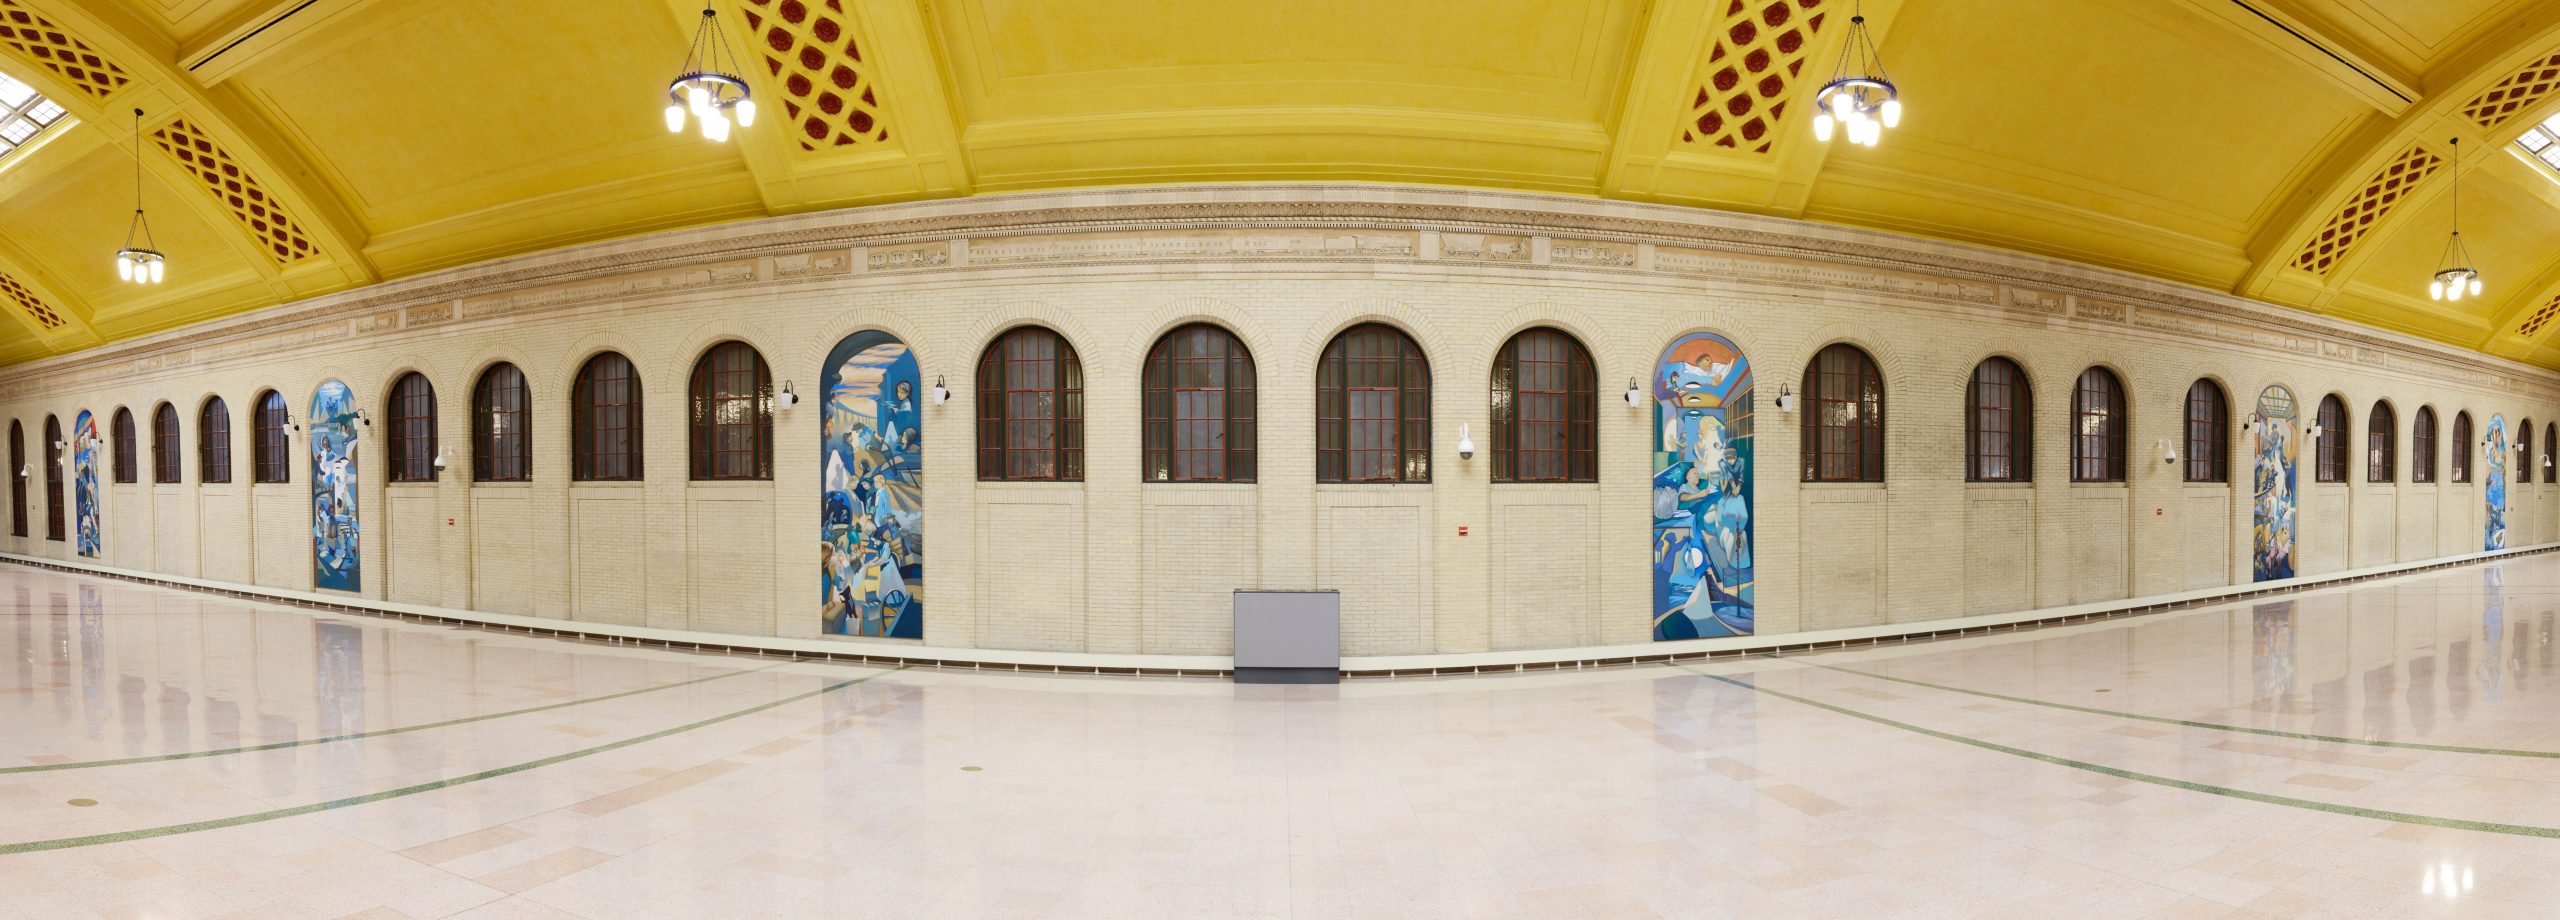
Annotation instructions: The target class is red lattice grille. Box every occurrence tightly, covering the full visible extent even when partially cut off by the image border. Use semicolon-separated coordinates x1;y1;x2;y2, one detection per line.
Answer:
742;0;892;152
0;0;128;100
0;271;62;329
2290;145;2441;277
149;119;318;267
2462;53;2560;132
1680;0;1830;154
2520;295;2560;337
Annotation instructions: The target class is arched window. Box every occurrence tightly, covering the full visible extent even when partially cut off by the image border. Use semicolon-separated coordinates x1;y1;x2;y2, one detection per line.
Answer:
1315;323;1430;483
152;404;180;483
2452;412;2473;483
2545;423;2555;483
1802;343;1885;482
111;408;135;484
574;353;643;481
2521;417;2535;483
2183;380;2227;483
42;415;62;540
197;398;231;484
1965;358;2029;482
253;391;289;483
978;327;1086;482
472;363;530;482
7;420;22;536
1143;324;1256;482
689;342;772;481
387;372;437;483
2412;407;2437;484
2365;403;2395;482
2314;395;2347;483
1490;327;1595;483
2070;367;2126;483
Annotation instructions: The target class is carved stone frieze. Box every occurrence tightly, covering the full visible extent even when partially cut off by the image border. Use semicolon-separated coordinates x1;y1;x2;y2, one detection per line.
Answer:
1437;233;1527;262
966;230;1418;265
1548;239;1636;267
865;242;950;271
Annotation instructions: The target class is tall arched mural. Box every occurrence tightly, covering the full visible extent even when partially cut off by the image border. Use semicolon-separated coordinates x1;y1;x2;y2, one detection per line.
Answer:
71;410;98;558
311;381;361;592
2486;414;2509;552
2250;386;2295;582
821;332;924;639
1652;332;1753;640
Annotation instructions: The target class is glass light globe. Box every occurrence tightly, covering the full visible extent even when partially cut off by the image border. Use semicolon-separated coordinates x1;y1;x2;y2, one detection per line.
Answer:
2431;280;2444;300
148;259;163;284
2471;277;2483;296
735;97;756;127
116;257;132;282
1882;98;1902;128
1813;112;1834;141
664;104;685;133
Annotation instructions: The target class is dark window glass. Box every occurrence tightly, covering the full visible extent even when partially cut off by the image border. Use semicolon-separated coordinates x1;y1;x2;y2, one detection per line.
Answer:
688;342;771;481
473;364;530;482
111;408;134;484
1142;325;1256;482
977;327;1086;481
198;398;231;484
2183;380;2226;483
389;373;437;483
2546;424;2555;483
1966;358;2029;481
6;420;20;536
2412;408;2437;484
153;403;180;484
1490;328;1596;483
2452;412;2473;483
2071;368;2126;483
254;391;290;483
2367;403;2397;483
2521;417;2535;483
575;353;643;481
2314;395;2347;483
1316;324;1432;483
42;415;61;539
1801;344;1885;482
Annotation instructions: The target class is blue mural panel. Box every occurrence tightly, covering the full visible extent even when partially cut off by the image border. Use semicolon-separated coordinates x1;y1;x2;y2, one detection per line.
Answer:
1652;332;1753;640
2486;415;2509;552
2250;387;2296;582
821;333;923;639
311;381;361;592
71;410;98;558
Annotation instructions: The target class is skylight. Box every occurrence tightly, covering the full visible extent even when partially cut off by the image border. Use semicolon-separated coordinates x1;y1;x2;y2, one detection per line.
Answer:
2518;111;2560;174
0;73;64;158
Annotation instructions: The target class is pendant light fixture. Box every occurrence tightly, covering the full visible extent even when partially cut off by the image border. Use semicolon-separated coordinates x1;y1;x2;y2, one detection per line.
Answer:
1811;0;1900;147
114;108;164;285
2430;137;2481;302
664;4;754;142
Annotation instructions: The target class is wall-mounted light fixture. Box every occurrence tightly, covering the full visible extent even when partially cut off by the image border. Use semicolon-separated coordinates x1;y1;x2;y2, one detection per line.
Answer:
2158;437;2177;465
2306;425;2324;444
1458;424;1475;461
930;375;951;406
14;464;24;478
1622;377;1643;408
776;380;798;410
1772;384;1797;414
432;447;448;472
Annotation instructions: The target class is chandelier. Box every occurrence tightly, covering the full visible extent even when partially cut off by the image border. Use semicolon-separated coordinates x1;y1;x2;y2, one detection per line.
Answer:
114;108;163;285
1811;1;1899;146
664;4;755;141
2431;137;2480;302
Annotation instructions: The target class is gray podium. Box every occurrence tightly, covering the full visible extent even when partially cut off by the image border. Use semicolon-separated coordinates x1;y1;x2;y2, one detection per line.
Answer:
1232;590;1341;684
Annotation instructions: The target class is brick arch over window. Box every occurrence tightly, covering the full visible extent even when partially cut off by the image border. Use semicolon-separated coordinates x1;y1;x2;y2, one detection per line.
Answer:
8;419;23;536
1965;357;2030;482
690;341;773;481
110;408;134;484
575;352;643;482
198;397;231;484
2315;395;2348;483
2452;411;2474;483
1316;323;1431;484
388;372;437;483
42;415;61;540
253;390;290;483
2412;406;2437;484
1801;343;1884;482
152;403;180;484
978;326;1085;482
1490;327;1595;483
1142;324;1255;483
2070;367;2127;483
2366;402;2396;483
472;363;530;483
2183;379;2227;483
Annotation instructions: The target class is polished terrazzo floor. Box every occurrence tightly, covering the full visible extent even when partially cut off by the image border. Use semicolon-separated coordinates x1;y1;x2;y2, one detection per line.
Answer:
3;561;2559;919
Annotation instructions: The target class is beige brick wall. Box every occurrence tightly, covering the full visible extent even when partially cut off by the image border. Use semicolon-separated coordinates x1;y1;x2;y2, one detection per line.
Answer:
2;185;2555;663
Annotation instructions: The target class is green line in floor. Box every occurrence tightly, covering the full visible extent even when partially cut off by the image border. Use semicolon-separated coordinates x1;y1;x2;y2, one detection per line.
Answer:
1678;666;2560;840
1;660;795;776
0;665;907;855
1805;661;2560;760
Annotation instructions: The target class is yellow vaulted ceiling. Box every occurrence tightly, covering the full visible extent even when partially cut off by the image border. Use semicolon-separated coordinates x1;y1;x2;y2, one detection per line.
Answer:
11;0;2560;368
